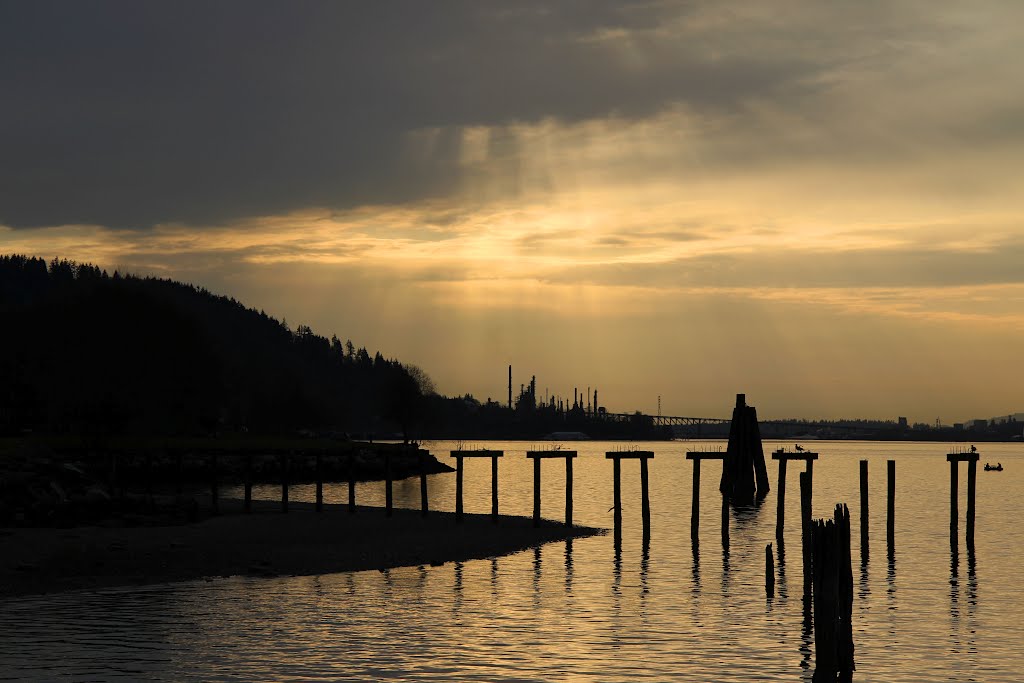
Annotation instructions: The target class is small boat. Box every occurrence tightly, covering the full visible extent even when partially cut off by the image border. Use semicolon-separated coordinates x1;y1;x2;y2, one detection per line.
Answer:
984;463;1004;471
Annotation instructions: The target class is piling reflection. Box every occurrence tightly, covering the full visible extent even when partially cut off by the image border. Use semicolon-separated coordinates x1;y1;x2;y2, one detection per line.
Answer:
799;593;813;671
640;536;650;598
690;540;701;593
776;538;788;600
532;546;542;607
564;538;574;592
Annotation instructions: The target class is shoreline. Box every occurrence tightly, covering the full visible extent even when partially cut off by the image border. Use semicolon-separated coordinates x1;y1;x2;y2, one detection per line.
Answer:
0;501;602;600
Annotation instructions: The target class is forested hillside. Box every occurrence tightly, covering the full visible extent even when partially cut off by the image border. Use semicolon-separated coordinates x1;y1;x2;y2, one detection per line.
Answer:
0;255;431;438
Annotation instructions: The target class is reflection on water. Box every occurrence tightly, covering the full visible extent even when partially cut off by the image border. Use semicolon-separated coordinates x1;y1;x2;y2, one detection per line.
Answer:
2;440;1024;682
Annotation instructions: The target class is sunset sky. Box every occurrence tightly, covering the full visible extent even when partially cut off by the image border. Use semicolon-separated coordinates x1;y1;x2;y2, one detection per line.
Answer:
3;2;1022;422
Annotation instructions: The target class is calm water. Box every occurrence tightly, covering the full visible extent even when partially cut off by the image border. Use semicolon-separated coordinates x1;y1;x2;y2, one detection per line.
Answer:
2;440;1023;682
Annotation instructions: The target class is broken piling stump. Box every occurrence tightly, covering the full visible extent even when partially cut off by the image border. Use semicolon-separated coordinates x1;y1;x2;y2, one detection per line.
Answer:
811;504;855;682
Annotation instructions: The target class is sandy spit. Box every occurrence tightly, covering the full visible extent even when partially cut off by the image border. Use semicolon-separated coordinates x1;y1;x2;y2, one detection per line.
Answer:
0;500;603;599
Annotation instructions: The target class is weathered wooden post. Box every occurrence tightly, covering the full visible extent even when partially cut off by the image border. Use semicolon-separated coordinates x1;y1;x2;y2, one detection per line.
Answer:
210;453;219;515
280;452;289;513
454;452;464;523
766;543;775;598
528;450;577;526
244;454;253;513
887;459;895;549
315;452;323;513
860;459;869;560
565;454;574;526
691;456;701;541
948;454;958;546
800;471;812;592
420;453;429;518
612;456;622;542
533;454;542;527
811;504;855;682
640;455;651;537
687;450;727;541
385;451;393;517
347;452;356;514
776;455;788;541
966;455;977;548
491;452;499;523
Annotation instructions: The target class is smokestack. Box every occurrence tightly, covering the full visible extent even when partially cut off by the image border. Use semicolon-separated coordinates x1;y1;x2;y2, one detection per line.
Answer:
508;365;512;408
594;389;598;413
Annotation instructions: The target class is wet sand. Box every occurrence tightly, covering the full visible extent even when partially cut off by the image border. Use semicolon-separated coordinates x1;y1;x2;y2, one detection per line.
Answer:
0;501;602;599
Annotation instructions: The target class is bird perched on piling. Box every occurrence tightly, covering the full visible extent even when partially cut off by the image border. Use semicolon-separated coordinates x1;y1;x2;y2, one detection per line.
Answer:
795;444;804;452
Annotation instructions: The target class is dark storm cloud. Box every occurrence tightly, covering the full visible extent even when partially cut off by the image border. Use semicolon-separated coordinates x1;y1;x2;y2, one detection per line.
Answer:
0;1;815;229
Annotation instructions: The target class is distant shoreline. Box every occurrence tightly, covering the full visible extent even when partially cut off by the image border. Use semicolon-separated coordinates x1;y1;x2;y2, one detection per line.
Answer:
0;501;602;599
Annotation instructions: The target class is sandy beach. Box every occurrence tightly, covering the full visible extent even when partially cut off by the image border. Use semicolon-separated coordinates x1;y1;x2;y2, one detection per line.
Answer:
0;501;602;599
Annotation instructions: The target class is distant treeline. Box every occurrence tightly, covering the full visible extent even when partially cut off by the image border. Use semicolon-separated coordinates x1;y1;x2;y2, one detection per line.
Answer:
0;255;431;439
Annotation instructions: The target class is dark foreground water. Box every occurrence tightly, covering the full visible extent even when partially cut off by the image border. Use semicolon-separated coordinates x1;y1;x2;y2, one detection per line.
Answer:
2;440;1022;682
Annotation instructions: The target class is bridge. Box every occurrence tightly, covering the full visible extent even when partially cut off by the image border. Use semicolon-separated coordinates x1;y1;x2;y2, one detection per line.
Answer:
601;412;730;428
599;412;885;437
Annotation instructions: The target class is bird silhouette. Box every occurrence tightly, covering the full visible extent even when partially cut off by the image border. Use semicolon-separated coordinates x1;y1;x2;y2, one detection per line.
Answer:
795;444;804;452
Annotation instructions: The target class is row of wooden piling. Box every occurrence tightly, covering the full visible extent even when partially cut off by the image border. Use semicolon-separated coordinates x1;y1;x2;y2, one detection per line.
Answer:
111;448;978;549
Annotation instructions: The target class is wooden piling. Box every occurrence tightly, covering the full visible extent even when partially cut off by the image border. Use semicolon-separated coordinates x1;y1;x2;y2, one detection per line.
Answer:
491;453;499;523
244;454;252;513
385;452;393;517
691;457;701;541
887;460;895;548
565;455;574;527
420;468;429;517
949;457;958;545
640;456;651;537
966;456;977;548
280;452;289;513
688;451;728;540
210;453;219;515
533;455;542;527
860;460;868;559
766;543;775;597
455;455;464;523
315;453;323;513
347;453;356;514
776;457;787;541
810;504;855;681
613;457;622;540
800;471;812;591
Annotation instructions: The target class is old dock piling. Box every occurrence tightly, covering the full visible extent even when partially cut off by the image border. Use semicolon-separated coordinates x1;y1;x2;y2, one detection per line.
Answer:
347;453;356;513
526;451;578;527
385;452;393;517
315;453;323;512
420;470;429;517
800;471;812;592
860;459;868;561
887;460;895;550
686;450;726;541
606;451;655;540
451;450;504;524
947;449;979;548
280;452;289;513
720;393;770;504
772;448;819;541
244;454;253;513
811;504;855;682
